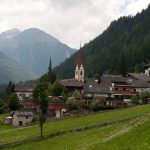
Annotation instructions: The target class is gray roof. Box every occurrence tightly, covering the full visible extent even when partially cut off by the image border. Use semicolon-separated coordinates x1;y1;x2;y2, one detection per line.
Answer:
60;79;83;87
100;75;130;84
14;111;33;116
83;83;111;94
128;80;150;88
127;73;150;82
84;75;131;94
14;83;37;92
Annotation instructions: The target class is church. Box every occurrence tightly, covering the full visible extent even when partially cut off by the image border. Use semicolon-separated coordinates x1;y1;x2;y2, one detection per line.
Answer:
75;47;84;82
60;47;85;92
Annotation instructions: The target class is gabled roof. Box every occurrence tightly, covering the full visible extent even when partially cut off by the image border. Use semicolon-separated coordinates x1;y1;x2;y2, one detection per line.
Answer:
60;79;83;87
100;75;130;84
128;80;150;88
127;73;150;82
14;83;37;92
83;83;111;94
14;111;33;116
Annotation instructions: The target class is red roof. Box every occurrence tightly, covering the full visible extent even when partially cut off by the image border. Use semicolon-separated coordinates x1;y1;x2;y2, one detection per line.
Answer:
48;105;68;109
76;47;83;69
20;102;67;110
20;102;34;106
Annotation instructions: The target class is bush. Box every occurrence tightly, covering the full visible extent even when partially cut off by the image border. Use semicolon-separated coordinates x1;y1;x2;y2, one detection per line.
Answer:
51;81;64;96
66;97;80;110
72;90;81;98
0;101;8;113
8;93;20;111
139;91;150;104
131;96;139;105
90;97;100;112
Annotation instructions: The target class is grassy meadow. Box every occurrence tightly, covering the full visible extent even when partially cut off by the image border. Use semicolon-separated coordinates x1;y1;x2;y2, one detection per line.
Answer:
0;113;12;131
0;105;150;149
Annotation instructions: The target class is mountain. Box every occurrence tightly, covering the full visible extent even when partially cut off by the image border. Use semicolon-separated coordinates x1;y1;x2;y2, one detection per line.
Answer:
0;51;36;84
0;28;76;77
0;28;20;41
55;5;150;78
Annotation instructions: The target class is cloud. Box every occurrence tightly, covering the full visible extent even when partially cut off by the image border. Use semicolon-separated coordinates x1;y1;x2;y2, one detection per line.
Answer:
0;0;149;48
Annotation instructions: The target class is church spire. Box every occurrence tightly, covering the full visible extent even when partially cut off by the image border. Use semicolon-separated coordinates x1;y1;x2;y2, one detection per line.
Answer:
75;44;84;82
76;45;83;69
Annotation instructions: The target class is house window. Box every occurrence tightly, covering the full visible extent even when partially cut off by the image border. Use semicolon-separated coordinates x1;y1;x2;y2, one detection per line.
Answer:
115;88;118;91
26;116;28;119
80;71;82;75
123;88;126;91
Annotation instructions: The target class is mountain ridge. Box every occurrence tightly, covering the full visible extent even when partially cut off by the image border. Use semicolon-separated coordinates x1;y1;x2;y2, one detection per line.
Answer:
54;5;150;78
0;28;76;77
0;51;36;84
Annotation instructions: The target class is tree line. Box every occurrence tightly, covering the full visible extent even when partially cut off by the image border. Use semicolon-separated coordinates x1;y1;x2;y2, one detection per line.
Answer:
55;5;150;78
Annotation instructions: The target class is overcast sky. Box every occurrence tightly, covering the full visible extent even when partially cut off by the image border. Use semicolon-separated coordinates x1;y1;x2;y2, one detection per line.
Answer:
0;0;149;48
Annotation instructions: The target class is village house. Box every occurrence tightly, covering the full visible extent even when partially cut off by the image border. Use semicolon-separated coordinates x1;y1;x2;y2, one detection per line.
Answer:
4;116;12;124
83;80;111;105
60;79;83;93
47;96;67;118
12;111;34;127
14;83;36;102
20;96;67;119
128;79;150;93
110;81;137;106
83;75;141;107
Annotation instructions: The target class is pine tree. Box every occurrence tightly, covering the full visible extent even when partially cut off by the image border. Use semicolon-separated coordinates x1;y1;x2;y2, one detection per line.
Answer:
5;81;15;100
47;58;56;84
40;58;57;83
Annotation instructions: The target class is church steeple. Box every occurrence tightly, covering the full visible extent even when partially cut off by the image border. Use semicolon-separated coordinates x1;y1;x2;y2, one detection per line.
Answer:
75;46;84;82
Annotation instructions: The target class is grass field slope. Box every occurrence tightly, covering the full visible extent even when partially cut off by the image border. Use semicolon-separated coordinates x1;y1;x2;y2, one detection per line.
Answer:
0;105;150;150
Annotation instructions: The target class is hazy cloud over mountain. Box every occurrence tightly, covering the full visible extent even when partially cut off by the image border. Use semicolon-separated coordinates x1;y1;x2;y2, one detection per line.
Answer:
0;0;149;48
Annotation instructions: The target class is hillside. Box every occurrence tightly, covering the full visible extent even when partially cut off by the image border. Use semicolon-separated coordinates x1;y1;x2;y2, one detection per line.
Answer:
0;51;36;84
55;5;150;78
0;28;76;77
0;105;150;149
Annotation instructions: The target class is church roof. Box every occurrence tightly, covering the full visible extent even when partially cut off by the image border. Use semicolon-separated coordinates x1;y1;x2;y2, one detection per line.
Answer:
76;47;83;69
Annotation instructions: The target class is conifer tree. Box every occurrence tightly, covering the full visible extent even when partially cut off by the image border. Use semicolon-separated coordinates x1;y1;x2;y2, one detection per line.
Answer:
47;58;56;84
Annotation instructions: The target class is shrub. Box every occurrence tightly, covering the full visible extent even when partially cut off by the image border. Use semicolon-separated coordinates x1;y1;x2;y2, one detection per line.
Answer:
131;96;139;105
66;97;80;110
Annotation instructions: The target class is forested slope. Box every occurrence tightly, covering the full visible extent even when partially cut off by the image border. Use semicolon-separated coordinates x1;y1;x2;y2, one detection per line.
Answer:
55;5;150;78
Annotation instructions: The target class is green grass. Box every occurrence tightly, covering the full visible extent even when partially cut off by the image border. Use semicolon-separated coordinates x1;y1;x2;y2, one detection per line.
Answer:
0;105;150;149
0;113;12;131
88;116;150;150
0;113;9;122
4;112;150;150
